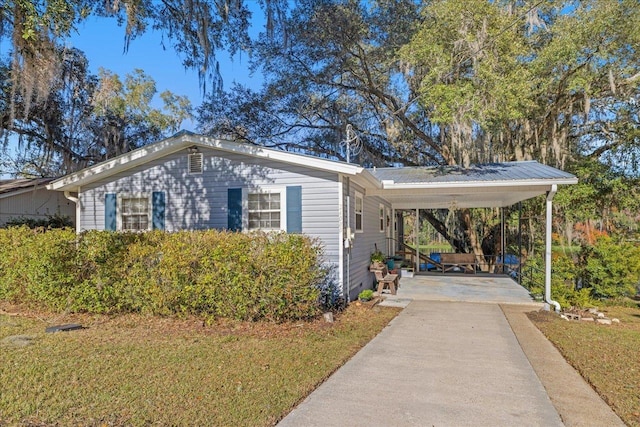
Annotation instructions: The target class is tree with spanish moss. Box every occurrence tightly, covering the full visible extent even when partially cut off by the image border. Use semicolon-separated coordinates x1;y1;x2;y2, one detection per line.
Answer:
1;48;192;176
197;0;640;259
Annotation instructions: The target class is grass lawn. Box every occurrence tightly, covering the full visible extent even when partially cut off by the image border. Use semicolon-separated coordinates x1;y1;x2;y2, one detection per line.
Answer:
529;304;640;426
0;303;400;426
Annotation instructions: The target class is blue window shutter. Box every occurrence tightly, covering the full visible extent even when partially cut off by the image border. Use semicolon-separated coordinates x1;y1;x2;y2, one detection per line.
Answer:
228;188;242;231
105;193;117;231
152;191;166;230
286;186;302;233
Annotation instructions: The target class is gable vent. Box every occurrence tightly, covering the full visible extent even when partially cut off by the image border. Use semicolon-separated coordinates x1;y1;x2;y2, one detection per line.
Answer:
188;153;203;174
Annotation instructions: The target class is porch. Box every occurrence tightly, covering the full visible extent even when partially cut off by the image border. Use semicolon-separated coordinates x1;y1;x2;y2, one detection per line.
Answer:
380;274;542;306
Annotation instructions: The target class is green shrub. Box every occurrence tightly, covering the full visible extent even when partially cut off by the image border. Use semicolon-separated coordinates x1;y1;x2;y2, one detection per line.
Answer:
580;235;640;299
358;289;374;301
0;228;329;321
0;226;77;308
549;252;589;309
521;251;594;309
522;235;640;308
3;214;73;229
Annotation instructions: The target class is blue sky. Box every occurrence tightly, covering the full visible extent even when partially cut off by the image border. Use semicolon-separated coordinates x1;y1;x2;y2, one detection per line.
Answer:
1;10;265;177
69;16;262;130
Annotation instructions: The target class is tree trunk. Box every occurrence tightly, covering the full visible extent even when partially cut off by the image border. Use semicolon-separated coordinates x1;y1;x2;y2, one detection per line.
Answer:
460;208;487;272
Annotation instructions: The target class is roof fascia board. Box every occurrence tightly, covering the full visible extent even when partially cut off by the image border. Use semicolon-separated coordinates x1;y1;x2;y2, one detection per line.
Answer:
350;169;382;191
368;183;560;198
375;178;577;191
197;137;363;176
48;135;189;191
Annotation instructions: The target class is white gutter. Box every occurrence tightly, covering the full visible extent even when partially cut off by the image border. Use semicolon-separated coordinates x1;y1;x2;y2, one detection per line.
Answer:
63;191;78;204
545;184;561;312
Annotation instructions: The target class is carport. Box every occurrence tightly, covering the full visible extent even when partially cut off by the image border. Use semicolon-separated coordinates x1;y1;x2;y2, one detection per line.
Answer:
367;161;578;310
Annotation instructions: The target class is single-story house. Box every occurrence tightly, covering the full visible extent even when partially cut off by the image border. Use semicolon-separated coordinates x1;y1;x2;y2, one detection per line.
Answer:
0;178;75;227
47;131;577;305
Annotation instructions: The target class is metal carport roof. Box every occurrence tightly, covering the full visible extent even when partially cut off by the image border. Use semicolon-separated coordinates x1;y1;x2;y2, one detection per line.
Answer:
366;161;577;209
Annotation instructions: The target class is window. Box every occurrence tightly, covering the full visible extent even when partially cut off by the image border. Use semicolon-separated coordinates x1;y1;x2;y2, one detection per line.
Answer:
119;196;151;231
355;192;363;232
379;204;385;232
248;192;281;230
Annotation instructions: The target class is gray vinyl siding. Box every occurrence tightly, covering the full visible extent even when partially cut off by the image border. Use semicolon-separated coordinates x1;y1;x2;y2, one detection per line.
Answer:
344;181;391;300
78;146;341;262
0;189;75;226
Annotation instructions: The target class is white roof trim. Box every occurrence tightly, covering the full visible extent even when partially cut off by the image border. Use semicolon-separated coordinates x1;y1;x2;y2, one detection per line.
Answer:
47;133;364;192
197;136;364;175
377;177;578;190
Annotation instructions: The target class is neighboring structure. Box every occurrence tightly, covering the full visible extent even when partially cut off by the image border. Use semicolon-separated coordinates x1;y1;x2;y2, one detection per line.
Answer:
0;178;75;227
47;131;577;303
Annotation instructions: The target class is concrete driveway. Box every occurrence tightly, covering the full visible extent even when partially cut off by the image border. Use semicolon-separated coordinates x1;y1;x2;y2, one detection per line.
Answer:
385;274;540;305
278;276;625;426
279;301;561;426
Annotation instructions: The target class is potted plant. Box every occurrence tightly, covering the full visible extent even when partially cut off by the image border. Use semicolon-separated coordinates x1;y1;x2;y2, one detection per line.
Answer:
358;289;374;302
370;250;386;270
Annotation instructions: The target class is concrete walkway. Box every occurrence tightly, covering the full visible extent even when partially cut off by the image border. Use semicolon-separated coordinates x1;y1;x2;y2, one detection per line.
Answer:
279;301;562;427
386;274;540;305
278;289;625;426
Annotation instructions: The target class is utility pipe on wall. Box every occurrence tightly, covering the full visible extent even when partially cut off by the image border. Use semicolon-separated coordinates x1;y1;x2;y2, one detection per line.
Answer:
545;185;561;312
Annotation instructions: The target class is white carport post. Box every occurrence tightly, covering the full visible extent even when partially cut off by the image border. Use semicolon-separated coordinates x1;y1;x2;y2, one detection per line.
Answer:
415;208;420;273
545;184;561;311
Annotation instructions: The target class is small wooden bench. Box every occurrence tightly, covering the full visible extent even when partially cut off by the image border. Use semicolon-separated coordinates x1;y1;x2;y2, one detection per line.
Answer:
370;265;399;295
440;253;477;274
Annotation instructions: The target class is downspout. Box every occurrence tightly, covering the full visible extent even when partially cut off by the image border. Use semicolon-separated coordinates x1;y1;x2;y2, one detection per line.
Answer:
337;176;346;305
63;191;80;234
545;185;561;312
345;191;351;304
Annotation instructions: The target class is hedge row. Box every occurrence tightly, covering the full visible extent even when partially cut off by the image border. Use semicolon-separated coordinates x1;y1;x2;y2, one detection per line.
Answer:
0;227;330;321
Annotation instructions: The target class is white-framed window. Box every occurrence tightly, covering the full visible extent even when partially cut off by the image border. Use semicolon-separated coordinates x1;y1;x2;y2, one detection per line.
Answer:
379;204;385;232
117;194;152;231
248;191;282;231
355;191;363;232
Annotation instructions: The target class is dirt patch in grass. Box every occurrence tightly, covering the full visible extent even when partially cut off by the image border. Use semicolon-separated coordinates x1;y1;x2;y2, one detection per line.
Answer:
528;306;640;427
0;302;400;426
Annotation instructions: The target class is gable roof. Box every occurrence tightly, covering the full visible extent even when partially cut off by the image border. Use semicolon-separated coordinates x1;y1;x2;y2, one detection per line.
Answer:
47;132;370;192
